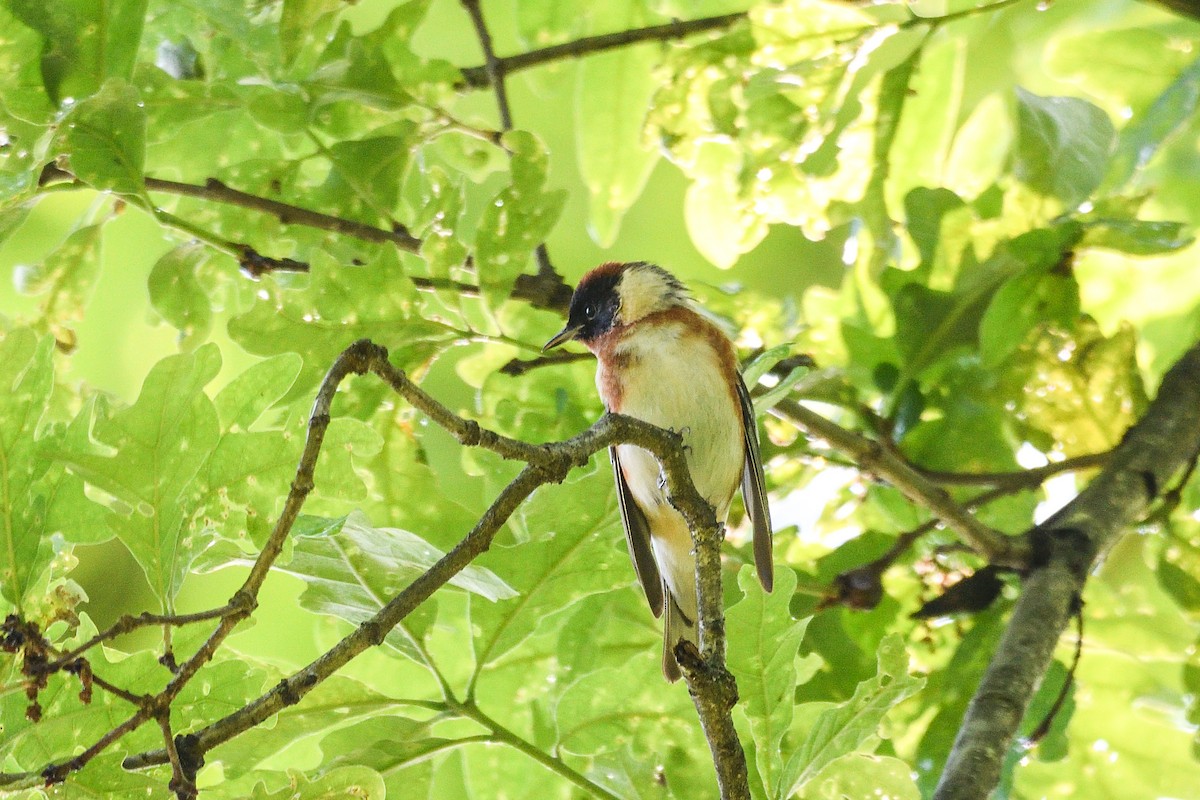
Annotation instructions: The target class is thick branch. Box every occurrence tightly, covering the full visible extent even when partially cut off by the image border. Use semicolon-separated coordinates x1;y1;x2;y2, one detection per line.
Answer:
458;13;747;88
934;340;1200;800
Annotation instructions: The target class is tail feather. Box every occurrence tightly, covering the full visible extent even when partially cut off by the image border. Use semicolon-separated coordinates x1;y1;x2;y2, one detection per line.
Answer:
661;588;697;682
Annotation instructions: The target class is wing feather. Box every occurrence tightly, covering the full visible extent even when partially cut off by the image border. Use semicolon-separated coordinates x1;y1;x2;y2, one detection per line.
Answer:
610;447;664;615
736;375;774;591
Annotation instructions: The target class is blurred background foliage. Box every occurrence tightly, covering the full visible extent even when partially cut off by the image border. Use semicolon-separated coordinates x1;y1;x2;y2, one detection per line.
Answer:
2;0;1200;797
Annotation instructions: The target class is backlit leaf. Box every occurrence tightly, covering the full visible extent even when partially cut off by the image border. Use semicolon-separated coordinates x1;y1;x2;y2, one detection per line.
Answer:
51;345;222;602
1014;88;1114;208
576;1;659;246
275;510;514;665
782;634;924;796
7;0;147;105
725;567;820;798
56;78;146;194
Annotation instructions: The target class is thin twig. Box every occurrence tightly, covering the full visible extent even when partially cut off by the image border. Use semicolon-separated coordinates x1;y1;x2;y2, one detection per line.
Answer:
158;715;196;800
144;176;422;252
825;453;1113;610
460;0;565;285
30;711;146;788
461;0;514;129
771;399;1025;567
50;605;240;669
916;451;1111;487
455;0;1024;89
458;13;748;88
500;349;592;376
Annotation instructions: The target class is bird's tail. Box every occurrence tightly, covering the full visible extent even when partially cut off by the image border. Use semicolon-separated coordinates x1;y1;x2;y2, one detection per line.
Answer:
662;590;697;682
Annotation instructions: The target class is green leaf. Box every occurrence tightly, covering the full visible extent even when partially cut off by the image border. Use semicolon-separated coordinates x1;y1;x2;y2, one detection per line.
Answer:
280;0;344;66
307;1;441;110
684;138;765;268
752;365;809;416
239;84;309;134
0;330;55;608
1014;87;1114;208
890;225;1079;379
1080;218;1194;256
148;243;213;349
213;352;303;432
782;634;924;796
890;284;974;374
555;653;699;757
228;249;452;394
576;2;660;246
51;345;222;602
219;675;400;782
56;78;146;194
248;766;386;799
795;753;920;800
7;0;147;105
310;134;410;223
470;469;631;669
1105;53;1200;191
1159;539;1200;613
274;510;514;664
741;344;796;387
979;256;1080;367
475;130;567;306
587;747;675;800
725;567;819;799
317;716;447;796
1000;319;1145;456
903;187;965;276
15;222;102;338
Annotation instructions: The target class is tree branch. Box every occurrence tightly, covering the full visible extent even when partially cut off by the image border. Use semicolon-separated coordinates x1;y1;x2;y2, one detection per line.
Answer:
455;0;1024;90
461;0;514;130
915;450;1110;487
111;339;748;798
458;13;748;88
827;451;1112;611
46;164;575;312
459;0;561;283
771;399;1026;567
143;176;421;251
48;605;241;669
934;339;1200;800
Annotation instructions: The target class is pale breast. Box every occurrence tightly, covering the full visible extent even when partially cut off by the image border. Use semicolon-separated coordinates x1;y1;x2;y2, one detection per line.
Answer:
600;317;744;517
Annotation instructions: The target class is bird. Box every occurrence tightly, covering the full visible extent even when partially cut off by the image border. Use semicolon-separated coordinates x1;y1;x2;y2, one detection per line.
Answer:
543;261;773;681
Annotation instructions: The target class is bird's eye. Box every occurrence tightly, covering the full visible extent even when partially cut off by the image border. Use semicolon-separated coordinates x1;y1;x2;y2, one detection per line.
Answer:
583;303;597;320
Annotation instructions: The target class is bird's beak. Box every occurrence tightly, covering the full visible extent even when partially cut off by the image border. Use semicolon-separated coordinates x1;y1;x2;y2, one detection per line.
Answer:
543;324;582;352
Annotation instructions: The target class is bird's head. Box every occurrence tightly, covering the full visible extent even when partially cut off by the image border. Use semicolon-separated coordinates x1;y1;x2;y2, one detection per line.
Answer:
543;262;689;351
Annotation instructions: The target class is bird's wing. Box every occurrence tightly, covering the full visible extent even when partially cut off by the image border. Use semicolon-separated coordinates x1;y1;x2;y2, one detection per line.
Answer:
736;374;774;591
610;446;664;616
